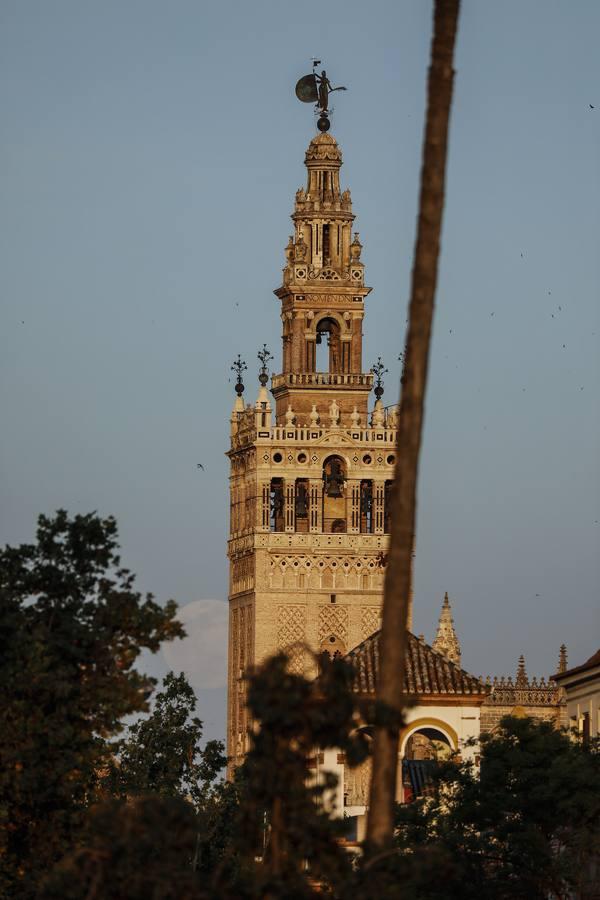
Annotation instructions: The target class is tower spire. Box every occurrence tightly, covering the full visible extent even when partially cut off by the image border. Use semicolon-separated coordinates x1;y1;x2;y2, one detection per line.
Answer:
432;591;462;666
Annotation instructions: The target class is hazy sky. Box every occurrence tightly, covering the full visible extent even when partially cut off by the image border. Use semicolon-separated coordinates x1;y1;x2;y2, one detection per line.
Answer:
1;1;598;743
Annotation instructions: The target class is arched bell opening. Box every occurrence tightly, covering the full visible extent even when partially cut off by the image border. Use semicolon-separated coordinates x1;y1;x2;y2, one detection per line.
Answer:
322;456;346;533
315;317;341;373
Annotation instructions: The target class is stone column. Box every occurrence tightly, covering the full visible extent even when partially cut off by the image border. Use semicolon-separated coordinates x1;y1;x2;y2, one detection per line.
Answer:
373;480;386;534
309;479;323;532
285;480;295;532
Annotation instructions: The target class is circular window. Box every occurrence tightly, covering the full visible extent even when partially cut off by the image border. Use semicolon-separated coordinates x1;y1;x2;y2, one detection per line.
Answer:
329;636;336;644
363;454;372;464
297;452;307;463
273;452;283;463
387;454;396;465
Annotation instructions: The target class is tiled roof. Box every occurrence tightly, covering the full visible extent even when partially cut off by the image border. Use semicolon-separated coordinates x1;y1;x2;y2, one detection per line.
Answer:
346;630;486;697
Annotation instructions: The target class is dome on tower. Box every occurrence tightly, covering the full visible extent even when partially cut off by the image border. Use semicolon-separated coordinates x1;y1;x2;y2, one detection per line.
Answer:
305;132;342;163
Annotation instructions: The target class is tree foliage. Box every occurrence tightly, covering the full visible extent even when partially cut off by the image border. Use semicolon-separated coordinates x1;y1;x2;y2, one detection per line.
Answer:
0;510;184;897
108;670;225;809
359;717;600;900
213;652;371;899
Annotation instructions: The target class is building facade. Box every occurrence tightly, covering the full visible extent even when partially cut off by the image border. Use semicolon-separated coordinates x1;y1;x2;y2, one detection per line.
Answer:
226;131;406;767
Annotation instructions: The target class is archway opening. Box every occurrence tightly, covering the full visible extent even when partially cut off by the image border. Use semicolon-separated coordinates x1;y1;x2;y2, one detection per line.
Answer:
402;726;453;801
315;317;341;373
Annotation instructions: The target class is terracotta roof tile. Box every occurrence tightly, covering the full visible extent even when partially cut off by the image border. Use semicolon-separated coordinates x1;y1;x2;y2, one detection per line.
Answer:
346;630;486;697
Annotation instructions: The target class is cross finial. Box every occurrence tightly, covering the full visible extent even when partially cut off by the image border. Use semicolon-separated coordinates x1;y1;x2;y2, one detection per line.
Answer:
231;354;247;396
372;356;388;401
257;344;274;387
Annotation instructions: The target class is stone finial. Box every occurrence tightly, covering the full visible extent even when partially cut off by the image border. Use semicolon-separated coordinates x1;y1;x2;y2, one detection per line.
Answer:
284;235;294;264
516;654;528;688
285;404;295;426
432;591;462;666
350;232;362;261
558;644;568;674
309;404;319;427
350;406;360;427
371;400;385;428
328;398;340;427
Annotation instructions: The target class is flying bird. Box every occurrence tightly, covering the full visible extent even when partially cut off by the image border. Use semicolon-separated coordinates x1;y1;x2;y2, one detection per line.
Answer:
196;463;205;471
590;104;595;109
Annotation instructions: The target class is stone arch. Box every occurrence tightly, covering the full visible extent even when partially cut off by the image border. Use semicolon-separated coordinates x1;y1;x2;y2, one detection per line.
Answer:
399;718;458;756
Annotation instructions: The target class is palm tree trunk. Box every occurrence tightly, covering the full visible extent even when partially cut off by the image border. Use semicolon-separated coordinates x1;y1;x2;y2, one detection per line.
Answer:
365;0;461;855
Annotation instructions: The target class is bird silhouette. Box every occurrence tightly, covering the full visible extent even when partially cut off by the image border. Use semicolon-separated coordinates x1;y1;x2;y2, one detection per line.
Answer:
196;463;205;471
590;104;595;109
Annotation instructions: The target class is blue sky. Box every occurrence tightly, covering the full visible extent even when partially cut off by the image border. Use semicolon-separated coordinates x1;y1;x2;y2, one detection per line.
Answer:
1;1;598;742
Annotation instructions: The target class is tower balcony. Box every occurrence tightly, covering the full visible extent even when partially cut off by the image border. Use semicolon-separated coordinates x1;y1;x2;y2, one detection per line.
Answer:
271;372;373;390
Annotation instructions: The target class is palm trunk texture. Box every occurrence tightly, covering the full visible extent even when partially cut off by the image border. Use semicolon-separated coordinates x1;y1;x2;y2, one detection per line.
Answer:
365;0;461;855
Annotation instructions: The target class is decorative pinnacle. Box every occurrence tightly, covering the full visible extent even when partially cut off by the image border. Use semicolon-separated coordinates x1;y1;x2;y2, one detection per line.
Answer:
257;344;273;387
372;356;388;401
231;354;247;396
558;644;568;674
516;654;528;687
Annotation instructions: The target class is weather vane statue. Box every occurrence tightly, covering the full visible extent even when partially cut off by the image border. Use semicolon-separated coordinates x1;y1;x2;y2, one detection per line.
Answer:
295;59;347;132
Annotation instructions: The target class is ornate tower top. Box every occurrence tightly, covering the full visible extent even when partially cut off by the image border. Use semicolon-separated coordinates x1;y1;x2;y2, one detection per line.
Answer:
272;130;373;426
432;592;462;666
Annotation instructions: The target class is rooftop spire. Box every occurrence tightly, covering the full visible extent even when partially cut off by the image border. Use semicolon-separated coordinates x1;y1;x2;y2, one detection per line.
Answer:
516;654;528;688
558;643;568;674
432;591;461;666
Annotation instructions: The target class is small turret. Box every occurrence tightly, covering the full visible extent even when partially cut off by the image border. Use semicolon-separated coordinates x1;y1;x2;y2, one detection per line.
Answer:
230;354;247;436
432;592;462;666
255;345;273;431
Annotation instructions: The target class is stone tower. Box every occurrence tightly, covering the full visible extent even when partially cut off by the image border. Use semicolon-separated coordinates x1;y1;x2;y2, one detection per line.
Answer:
226;132;405;768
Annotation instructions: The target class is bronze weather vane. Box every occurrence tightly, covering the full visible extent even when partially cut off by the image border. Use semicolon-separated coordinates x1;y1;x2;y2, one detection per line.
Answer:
295;59;346;132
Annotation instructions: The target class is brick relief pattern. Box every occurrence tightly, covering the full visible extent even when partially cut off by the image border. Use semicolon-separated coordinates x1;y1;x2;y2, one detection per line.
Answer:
277;604;307;674
318;605;349;644
361;606;381;640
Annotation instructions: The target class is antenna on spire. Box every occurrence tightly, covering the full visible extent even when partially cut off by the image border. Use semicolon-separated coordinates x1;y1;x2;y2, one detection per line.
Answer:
295;60;347;132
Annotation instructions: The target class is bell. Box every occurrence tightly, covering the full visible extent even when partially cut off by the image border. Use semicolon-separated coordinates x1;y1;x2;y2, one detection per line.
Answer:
296;486;308;517
325;473;343;498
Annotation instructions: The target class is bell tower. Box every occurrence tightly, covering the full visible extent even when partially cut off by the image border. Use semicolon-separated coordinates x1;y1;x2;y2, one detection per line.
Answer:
226;132;407;768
